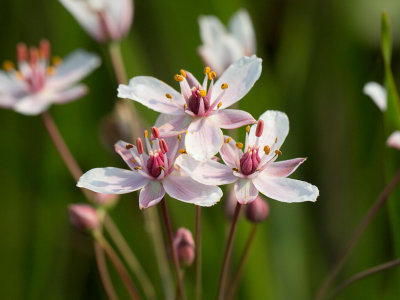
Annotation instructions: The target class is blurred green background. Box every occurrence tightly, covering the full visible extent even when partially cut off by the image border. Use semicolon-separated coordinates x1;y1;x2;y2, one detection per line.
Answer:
1;0;400;299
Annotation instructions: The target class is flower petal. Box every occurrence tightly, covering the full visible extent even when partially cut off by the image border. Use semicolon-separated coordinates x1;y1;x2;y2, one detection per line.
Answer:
198;15;227;47
13;95;50;116
139;180;165;209
363;82;387;111
234;178;258;204
77;167;148;194
263;158;306;177
213;55;262;109
107;0;133;40
162;173;222;206
252;172;319;203
220;136;242;168
155;113;192;138
50;84;88;104
228;9;256;56
208;109;255;129
185;117;224;161
387;131;400;150
118;76;185;115
175;154;236;185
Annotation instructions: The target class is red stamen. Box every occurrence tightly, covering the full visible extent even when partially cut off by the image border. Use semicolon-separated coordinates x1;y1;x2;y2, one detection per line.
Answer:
136;138;143;154
255;119;264;137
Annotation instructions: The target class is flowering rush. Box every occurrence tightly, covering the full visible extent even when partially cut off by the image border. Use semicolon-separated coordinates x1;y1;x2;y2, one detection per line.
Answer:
118;55;261;161
77;127;222;209
176;110;319;204
0;40;100;115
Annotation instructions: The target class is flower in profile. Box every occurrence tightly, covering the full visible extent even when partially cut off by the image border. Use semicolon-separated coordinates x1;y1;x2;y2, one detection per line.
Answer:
173;228;195;267
0;40;100;115
118;55;261;161
69;204;100;233
198;9;256;74
176;110;319;204
59;0;133;43
245;195;269;223
77;127;223;209
363;82;387;111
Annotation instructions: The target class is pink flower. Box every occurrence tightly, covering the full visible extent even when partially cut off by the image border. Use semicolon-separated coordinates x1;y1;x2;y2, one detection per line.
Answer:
0;40;100;115
173;228;195;267
68;204;100;232
176;110;319;204
118;55;261;161
77;129;222;209
59;0;133;43
198;9;256;75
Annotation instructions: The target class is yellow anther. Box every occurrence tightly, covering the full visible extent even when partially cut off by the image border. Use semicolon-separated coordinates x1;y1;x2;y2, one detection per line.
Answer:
125;144;133;149
208;71;216;80
15;71;24;80
165;93;172;99
221;83;228;90
246;125;250;133
225;137;232;143
180;69;186;77
131;159;136;163
159;166;166;171
232;167;239;172
179;149;187;154
134;166;142;170
174;74;184;82
51;56;62;66
275;137;278;143
183;103;187;110
177;134;182;141
144;130;148;138
199;89;207;97
46;66;56;76
275;149;282;156
217;102;222;109
204;66;211;74
264;145;271;155
2;60;14;71
235;142;243;149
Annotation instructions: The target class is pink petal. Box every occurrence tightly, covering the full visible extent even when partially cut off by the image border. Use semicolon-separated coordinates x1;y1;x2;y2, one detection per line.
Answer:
108;0;133;40
234;178;258;204
252;171;319;203
184;71;201;88
220;136;242;168
162;173;222;206
118;76;185;115
139;180;165;209
208;109;255;129
185;117;224;161
155;113;192;138
263;158;306;177
175;154;237;185
228;9;256;56
363;82;387;111
13;95;50;116
387;131;400;150
51;84;88;104
77;167;149;194
114;140;147;171
212;55;262;109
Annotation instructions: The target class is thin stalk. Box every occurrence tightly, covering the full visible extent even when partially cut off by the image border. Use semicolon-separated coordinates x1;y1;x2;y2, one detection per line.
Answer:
160;198;187;300
104;215;156;300
315;167;400;300
174;269;186;300
95;232;141;300
227;224;258;300
327;258;400;300
108;42;128;84
217;202;242;300
194;206;202;300
94;241;119;300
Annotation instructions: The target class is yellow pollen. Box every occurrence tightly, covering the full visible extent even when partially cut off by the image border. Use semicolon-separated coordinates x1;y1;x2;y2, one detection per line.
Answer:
208;71;216;80
131;159;136;163
183;103;187;110
225;137;232;143
177;134;182;141
174;74;184;82
134;166;142;170
179;149;187;154
221;83;228;89
144;130;148;138
275;137;278;143
186;130;188;135
246;125;250;133
46;66;56;76
264;145;271;155
217;102;222;109
275;149;282;156
232;167;239;172
2;60;14;71
165;93;172;99
52;56;62;66
180;69;186;77
15;71;24;80
235;142;243;149
204;66;210;74
199;89;207;97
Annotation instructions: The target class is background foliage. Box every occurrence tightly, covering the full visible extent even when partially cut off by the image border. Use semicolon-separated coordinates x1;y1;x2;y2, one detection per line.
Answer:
1;0;400;299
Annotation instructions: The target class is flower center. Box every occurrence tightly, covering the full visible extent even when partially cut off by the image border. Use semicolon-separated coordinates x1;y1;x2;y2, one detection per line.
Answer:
187;87;210;115
147;150;166;178
239;146;261;175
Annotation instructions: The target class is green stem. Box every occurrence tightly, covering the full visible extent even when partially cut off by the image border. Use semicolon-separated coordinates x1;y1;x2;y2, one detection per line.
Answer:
195;206;202;300
217;202;242;300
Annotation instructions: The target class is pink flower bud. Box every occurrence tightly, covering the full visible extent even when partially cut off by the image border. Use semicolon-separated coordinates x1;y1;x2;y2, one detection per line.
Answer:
151;126;160;139
136;137;143;154
94;193;119;208
255;119;264;137
68;204;100;232
173;228;195;267
245;196;269;223
224;187;241;220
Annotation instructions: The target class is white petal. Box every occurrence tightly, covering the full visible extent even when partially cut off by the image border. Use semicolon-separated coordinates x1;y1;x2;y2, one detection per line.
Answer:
107;0;133;39
50;84;88;104
155;113;192;137
162;173;223;206
387;131;400;150
13;95;50;116
175;154;236;185
363;82;387;111
77;167;148;194
229;9;256;56
219;135;242;168
139;180;165;209
208;109;255;129
198;15;227;46
263;158;306;177
234;178;258;204
185;117;224;161
118;76;185;115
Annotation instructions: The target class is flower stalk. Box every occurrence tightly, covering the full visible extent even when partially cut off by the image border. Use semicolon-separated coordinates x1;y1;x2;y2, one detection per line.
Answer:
194;206;202;300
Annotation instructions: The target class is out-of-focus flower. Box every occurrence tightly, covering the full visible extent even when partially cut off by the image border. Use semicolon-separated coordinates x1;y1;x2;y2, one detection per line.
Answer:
245;195;269;223
363;82;387;111
198;9;256;75
387;131;400;150
93;192;119;208
77;128;223;209
0;40;100;115
173;228;195;267
69;204;100;232
118;56;261;161
59;0;133;43
177;110;319;204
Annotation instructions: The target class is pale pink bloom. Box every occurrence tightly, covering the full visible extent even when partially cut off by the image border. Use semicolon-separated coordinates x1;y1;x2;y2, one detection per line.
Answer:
69;204;100;232
176;110;319;204
198;9;256;74
387;131;400;150
118;55;261;161
77;130;222;209
363;82;387;111
173;228;195;267
245;195;269;223
0;40;100;115
59;0;133;43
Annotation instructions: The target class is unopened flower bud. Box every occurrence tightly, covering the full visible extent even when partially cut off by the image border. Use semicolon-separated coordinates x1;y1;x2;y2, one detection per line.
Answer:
173;228;195;267
68;204;100;232
245;196;269;223
94;193;119;209
224;187;241;220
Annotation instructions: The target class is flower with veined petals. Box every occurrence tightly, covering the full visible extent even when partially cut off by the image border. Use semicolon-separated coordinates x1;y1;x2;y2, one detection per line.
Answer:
176;110;319;204
0;40;100;115
363;81;387;111
77;128;223;209
198;9;256;75
59;0;133;43
118;55;261;161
